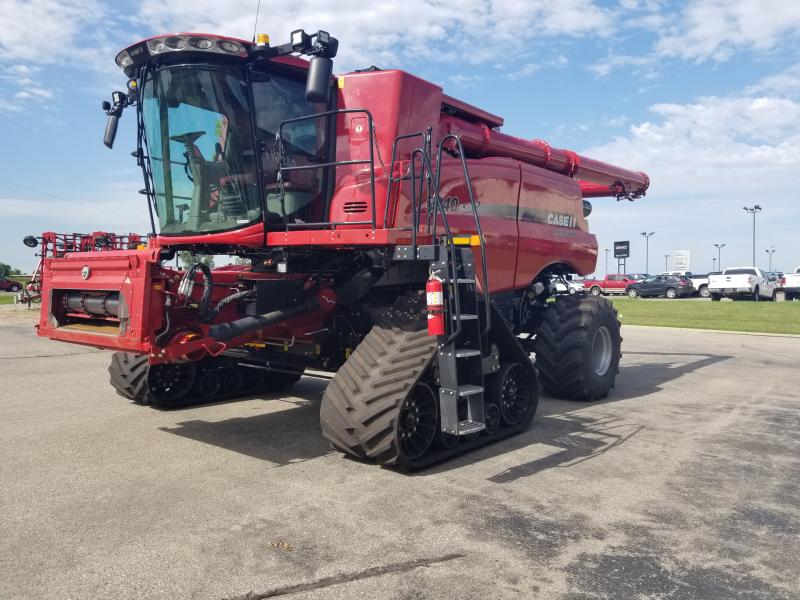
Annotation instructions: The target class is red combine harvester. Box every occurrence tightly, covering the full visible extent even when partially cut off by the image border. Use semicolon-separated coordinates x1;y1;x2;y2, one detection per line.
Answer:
35;30;648;467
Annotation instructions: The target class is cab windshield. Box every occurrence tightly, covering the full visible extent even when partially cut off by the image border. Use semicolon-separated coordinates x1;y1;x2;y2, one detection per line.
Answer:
142;66;259;234
141;65;329;235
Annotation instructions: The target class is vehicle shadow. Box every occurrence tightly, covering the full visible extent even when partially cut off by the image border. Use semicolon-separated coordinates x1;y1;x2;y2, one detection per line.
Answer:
158;351;731;473
159;377;332;467
610;351;733;401
422;350;733;480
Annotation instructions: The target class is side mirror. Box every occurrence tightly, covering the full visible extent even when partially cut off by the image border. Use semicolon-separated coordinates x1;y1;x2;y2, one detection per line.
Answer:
104;113;120;149
102;90;129;149
305;56;333;103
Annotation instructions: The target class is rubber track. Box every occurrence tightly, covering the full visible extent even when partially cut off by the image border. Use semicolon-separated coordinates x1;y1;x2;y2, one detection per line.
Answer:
320;293;538;469
108;352;301;408
533;294;622;401
109;352;151;404
320;292;437;466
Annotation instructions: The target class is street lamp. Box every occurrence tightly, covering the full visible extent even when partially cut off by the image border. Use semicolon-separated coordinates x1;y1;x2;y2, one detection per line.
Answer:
765;246;775;271
664;254;669;271
604;248;609;277
640;231;655;274
712;257;717;271
742;205;762;266
713;243;726;271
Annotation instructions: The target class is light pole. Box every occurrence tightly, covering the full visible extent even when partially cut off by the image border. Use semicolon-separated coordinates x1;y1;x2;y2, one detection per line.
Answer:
712;257;717;271
640;231;655;274
664;254;669;271
713;243;726;271
742;205;762;266
765;246;775;271
604;248;609;277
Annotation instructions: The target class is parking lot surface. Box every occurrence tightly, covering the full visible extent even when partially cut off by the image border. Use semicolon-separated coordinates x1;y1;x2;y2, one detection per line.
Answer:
1;318;799;599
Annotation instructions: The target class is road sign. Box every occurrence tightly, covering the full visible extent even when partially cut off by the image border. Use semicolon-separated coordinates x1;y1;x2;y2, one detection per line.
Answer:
614;241;630;259
669;250;690;271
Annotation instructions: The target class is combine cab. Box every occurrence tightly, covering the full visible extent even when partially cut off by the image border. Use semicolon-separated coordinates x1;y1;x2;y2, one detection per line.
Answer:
35;30;649;468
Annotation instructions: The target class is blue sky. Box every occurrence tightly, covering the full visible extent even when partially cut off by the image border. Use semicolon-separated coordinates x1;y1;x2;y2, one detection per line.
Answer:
1;0;799;274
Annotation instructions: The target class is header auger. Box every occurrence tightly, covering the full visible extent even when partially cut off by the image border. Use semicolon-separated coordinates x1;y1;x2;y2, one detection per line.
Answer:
33;29;646;468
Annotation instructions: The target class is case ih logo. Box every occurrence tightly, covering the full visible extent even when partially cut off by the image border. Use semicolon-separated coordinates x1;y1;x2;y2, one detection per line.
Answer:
547;212;577;228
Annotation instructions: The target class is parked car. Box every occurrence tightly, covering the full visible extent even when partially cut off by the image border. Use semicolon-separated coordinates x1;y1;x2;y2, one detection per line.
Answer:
707;267;776;301
660;271;712;297
626;275;694;298
583;274;636;296
783;267;800;300
549;276;584;295
0;276;21;292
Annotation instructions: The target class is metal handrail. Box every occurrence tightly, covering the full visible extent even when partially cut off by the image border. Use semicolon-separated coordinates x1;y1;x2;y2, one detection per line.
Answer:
435;134;492;335
277;108;377;231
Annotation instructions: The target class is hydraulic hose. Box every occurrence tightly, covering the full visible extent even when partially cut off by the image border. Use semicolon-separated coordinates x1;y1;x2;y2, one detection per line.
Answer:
201;289;257;323
178;262;213;319
208;289;336;342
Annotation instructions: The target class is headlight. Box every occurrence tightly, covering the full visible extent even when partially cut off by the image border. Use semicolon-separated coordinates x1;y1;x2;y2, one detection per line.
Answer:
218;40;241;53
190;37;213;49
115;50;133;68
165;36;187;50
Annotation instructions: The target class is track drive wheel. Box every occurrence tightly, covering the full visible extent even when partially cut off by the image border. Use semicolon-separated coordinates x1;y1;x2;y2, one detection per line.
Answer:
109;352;197;407
488;362;537;426
320;292;438;467
533;295;622;401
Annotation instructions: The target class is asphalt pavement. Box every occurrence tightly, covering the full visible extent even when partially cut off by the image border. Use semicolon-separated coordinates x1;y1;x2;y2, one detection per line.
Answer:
1;315;799;599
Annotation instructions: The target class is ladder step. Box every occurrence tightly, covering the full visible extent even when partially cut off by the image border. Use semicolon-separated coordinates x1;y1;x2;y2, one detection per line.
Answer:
455;349;481;358
457;384;483;397
456;278;475;284
458;420;486;435
452;314;478;320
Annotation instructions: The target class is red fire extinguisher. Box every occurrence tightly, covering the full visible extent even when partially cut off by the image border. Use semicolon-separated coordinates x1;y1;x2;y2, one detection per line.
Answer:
426;275;445;336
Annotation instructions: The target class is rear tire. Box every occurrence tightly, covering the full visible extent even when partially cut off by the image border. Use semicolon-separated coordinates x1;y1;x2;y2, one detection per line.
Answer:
9;284;20;292
534;295;622;401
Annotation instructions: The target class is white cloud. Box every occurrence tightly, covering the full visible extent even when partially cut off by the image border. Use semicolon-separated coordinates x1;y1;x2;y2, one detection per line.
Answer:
656;0;800;62
135;0;614;70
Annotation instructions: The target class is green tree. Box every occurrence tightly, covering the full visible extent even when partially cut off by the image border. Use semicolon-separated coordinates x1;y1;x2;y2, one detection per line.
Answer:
178;251;215;269
0;262;12;277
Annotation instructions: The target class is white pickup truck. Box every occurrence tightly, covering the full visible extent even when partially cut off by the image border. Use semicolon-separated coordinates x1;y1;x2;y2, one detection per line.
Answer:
708;267;776;301
783;267;800;300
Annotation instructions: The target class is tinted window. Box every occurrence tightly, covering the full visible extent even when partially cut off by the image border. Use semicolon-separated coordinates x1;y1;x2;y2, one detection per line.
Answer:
725;268;757;275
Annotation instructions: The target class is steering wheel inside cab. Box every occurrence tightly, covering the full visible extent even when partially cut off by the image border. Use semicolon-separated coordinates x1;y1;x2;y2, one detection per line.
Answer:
169;131;206;182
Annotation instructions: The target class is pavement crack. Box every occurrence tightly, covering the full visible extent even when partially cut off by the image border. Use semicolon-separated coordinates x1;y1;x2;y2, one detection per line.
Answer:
223;553;465;599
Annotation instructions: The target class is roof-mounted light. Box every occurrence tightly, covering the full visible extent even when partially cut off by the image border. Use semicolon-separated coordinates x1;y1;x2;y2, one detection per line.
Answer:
115;50;133;68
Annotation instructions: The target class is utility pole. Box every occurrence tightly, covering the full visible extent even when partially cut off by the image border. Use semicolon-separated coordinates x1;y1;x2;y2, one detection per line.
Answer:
664;254;669;271
742;205;761;266
640;231;655;274
604;248;609;277
713;243;726;271
765;246;775;271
